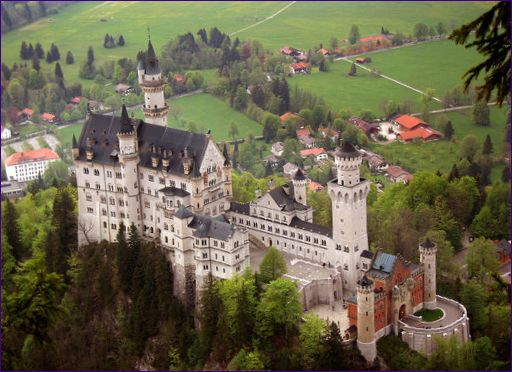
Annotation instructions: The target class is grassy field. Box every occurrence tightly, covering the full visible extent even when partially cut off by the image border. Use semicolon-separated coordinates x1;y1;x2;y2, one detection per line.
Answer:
290;60;442;116
57;93;262;145
1;1;492;87
370;106;509;180
348;40;485;97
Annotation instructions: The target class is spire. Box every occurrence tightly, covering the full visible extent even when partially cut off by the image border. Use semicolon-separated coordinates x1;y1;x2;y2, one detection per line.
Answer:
334;139;359;158
72;133;78;148
293;168;307;181
147;39;156;60
118;104;133;134
222;143;230;166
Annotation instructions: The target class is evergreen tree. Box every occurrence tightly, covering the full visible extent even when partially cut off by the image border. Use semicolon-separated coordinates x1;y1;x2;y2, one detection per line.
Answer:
319;322;347;370
443;120;454;139
234;283;254;347
51;187;77;269
197;28;208;44
50;43;60;61
448;164;460;181
35;42;44;59
109;35;115;48
65;51;74;65
348;62;357;76
501;166;510;183
473;101;490;126
2;62;12;80
348;24;361;45
46;51;53;63
319;59;328;72
199;273;221;360
279;78;290;112
482;134;493;154
118;35;125;46
103;33;110;48
265;161;273;176
2;4;12;30
54;62;64;81
128;223;142;298
2;198;24;261
87;46;95;65
27;43;34;59
20;41;28;60
116;222;132;293
32;56;41;71
44;228;67;275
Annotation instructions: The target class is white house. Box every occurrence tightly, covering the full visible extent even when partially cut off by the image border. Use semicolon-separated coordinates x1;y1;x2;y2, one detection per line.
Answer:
1;125;12;140
5;148;60;182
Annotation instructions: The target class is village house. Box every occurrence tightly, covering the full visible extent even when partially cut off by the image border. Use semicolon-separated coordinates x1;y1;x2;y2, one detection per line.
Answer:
300;147;328;161
392;114;442;142
70;96;83;106
1;180;25;200
115;83;134;96
265;155;280;168
386;165;413;184
271;141;284;157
283;162;300;178
296;127;315;148
5;148;60;182
88;100;105;112
290;62;310;74
318;48;330;56
318;126;340;141
349;117;380;136
17;108;34;123
359;35;388;43
280;112;303;125
41;112;57;123
495;239;511;264
1;125;12;140
308;181;324;192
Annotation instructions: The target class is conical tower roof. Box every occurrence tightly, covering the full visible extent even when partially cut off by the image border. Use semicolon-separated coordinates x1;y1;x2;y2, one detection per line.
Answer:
72;133;78;148
145;39;161;75
293;168;307;181
222;143;230;166
334;140;359;158
118;104;133;134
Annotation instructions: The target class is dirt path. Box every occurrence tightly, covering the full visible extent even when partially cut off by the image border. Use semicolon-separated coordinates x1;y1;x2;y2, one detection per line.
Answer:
229;1;296;36
337;57;443;103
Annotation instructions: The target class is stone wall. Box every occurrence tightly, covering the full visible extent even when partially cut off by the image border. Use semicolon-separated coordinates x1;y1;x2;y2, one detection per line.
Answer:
398;296;470;356
300;273;343;311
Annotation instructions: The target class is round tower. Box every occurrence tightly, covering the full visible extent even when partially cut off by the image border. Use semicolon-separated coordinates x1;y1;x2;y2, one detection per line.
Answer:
222;143;233;200
327;140;370;293
139;39;168;127
419;238;437;309
292;168;308;205
117;104;141;234
356;275;376;363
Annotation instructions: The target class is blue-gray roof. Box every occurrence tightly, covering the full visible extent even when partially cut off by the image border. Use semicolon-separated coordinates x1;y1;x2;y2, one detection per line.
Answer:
175;207;194;219
372;251;397;273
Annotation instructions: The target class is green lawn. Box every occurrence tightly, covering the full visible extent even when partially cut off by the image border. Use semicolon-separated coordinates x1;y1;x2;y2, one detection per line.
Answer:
2;1;492;89
414;308;443;322
290;61;441;116
348;40;485;97
57;93;262;145
370;106;509;175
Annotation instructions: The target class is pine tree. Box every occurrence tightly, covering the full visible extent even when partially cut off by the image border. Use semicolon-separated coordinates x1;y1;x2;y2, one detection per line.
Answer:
103;33;110;48
279;78;290;112
118;35;125;46
65;51;74;65
20;41;28;60
482;134;493;155
116;222;132;293
319;322;347;370
50;43;60;61
2;198;24;261
199;273;221;360
444;120;454;139
109;35;115;48
265;161;273;176
27;43;34;59
32;56;40;71
44;228;67;275
348;62;357;76
54;62;64;79
448;164;460;181
51;187;77;266
2;4;12;30
2;62;12;80
46;51;53;63
128;223;142;298
234;284;254;347
473;101;490;126
87;46;95;65
35;42;44;59
348;24;361;45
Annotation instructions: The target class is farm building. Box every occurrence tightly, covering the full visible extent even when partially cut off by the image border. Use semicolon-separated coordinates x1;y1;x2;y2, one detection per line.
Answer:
392;115;442;142
349;117;380;136
290;62;310;74
300;147;327;161
386;165;413;184
41;112;57;123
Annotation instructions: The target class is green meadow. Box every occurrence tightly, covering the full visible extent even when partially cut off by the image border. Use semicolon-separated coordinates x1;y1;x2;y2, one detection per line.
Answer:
56;93;262;145
348;40;485;97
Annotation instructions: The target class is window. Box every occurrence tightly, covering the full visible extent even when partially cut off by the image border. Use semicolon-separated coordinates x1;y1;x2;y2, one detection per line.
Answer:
344;264;349;271
86;193;92;201
180;183;186;190
94;169;100;176
203;265;209;270
100;196;106;204
102;209;107;216
116;172;122;179
108;184;114;192
106;170;112;178
117;186;124;193
159;177;165;185
111;224;117;230
87;207;93;214
344;246;349;253
83;168;89;174
145;201;150;208
354;245;359;252
322;240;326;246
202;252;208;258
118;199;124;206
120;212;125;219
109;197;115;205
221;242;225;249
96;184;101;190
103;221;107;228
111;211;116;217
85;182;90;188
148;175;154;182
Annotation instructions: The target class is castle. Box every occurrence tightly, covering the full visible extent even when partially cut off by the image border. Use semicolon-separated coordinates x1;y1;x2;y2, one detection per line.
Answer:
74;39;470;362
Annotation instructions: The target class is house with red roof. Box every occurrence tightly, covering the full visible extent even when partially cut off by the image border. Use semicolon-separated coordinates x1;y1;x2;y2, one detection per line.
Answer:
41;112;57;123
5;148;60;182
16;107;34;123
386;165;413;184
348;117;380;136
308;181;324;192
290;62;310;74
359;35;388;43
318;126;340;141
296;128;311;138
318;48;330;56
70;96;82;105
300;147;327;161
392;115;441;142
280;112;303;124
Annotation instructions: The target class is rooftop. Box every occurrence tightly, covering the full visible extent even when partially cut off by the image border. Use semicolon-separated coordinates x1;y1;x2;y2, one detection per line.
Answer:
394;114;428;130
5;148;60;166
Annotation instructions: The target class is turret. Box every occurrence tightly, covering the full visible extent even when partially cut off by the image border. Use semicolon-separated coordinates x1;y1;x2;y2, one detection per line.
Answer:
182;147;193;175
137;58;146;85
117;104;138;158
419;238;437;309
150;144;159;168
292;168;308;205
356;275;376;363
162;149;170;170
334;140;362;186
85;137;94;161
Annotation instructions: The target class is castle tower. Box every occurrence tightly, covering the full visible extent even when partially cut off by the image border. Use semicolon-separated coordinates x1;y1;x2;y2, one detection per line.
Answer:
292;168;308;205
138;39;168;126
356;275;376;363
117;104;141;234
327;141;370;292
419;238;437;309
